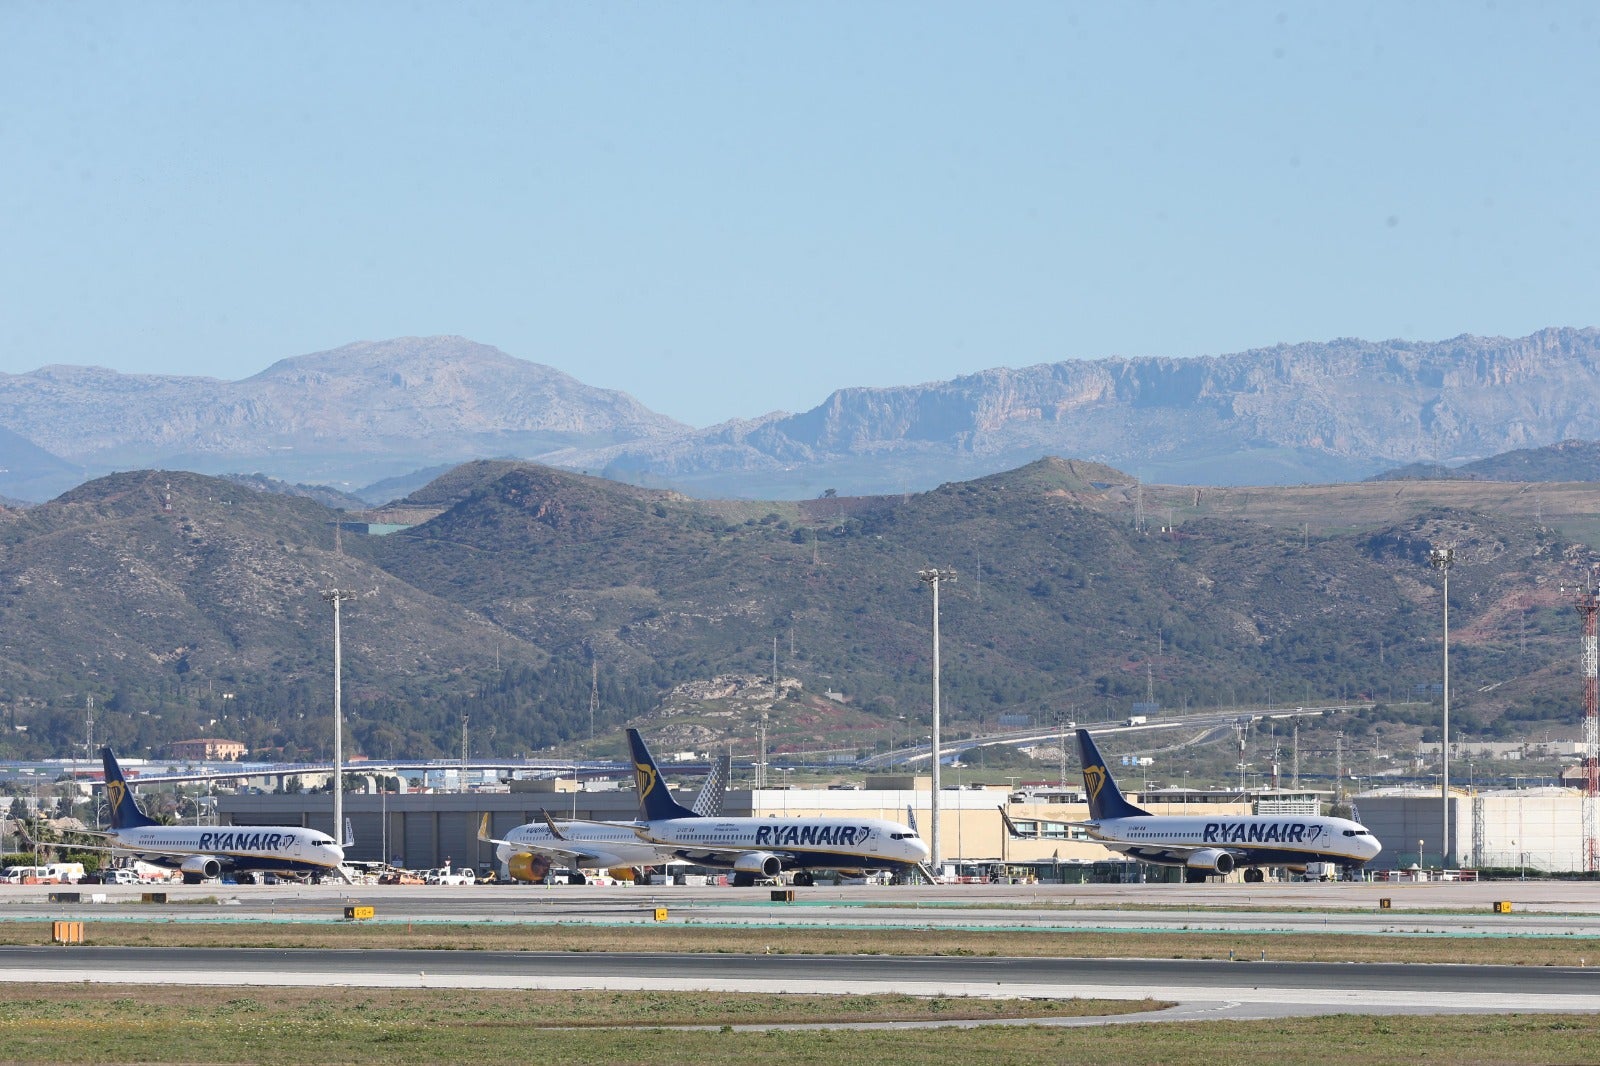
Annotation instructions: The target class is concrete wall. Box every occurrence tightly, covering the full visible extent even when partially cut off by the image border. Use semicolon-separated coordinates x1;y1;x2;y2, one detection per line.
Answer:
1356;789;1589;872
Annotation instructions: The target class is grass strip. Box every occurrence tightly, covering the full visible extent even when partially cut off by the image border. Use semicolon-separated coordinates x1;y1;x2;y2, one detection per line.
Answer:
8;920;1600;966
0;985;1595;1065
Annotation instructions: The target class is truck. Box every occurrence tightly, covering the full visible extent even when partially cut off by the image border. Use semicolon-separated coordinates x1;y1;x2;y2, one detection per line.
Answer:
1302;862;1340;882
1126;715;1148;726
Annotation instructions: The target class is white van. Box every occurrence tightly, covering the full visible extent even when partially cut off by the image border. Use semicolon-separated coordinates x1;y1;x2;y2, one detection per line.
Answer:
0;866;50;884
44;863;86;884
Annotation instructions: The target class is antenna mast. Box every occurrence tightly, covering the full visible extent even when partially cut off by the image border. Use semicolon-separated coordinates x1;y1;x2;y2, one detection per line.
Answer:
589;655;599;752
1577;573;1600;872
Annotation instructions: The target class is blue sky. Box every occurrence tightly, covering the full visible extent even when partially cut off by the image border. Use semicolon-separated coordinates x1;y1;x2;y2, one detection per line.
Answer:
2;2;1596;427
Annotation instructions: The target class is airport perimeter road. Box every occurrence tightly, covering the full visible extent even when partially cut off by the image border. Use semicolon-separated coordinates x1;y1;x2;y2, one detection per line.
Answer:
1;946;1598;1022
7;880;1600;937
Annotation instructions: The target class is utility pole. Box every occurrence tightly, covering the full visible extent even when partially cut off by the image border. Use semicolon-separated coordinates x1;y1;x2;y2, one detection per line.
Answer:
918;568;956;876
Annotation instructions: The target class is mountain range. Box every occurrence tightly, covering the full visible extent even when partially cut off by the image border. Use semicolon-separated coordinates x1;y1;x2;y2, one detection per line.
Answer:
1;327;1599;502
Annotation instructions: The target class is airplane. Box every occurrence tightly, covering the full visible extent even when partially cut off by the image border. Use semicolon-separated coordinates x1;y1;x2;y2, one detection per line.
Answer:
1069;728;1381;882
477;810;679;883
617;728;930;886
66;747;351;884
477;749;735;883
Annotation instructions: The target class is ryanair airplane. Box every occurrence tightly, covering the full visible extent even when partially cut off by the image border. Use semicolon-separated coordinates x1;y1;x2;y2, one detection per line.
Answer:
1074;728;1381;882
621;729;930;886
73;748;350;883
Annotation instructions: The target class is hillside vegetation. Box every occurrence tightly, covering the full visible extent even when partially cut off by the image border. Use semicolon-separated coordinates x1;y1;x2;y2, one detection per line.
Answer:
0;457;1591;767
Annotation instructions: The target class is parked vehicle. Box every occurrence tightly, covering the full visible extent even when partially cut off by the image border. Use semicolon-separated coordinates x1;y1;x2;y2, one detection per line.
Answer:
425;865;476;886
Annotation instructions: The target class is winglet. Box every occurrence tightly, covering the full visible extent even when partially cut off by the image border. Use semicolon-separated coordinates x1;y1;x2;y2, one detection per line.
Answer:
627;728;698;821
1075;729;1150;820
538;809;569;841
101;747;157;830
476;813;495;844
997;805;1026;838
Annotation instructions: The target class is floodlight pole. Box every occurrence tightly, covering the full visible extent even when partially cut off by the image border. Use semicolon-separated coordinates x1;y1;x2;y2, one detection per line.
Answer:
323;588;347;843
918;568;956;876
1431;548;1454;868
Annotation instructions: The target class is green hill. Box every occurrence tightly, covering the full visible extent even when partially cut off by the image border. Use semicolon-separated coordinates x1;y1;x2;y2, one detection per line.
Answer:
0;458;1590;770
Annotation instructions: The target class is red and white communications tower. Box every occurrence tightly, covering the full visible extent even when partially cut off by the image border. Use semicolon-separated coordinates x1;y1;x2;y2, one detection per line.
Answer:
1577;575;1600;873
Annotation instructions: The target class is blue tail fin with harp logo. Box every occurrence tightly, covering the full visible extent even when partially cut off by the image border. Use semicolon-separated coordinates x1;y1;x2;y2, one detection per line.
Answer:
626;729;698;821
101;747;158;830
1075;729;1151;821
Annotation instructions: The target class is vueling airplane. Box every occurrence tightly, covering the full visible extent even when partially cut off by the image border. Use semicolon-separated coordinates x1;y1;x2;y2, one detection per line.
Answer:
73;748;350;884
475;753;733;883
1074;729;1381;882
477;810;680;883
619;729;929;886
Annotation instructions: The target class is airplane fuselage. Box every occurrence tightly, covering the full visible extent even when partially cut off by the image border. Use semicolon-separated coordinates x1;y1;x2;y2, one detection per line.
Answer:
637;815;928;871
108;825;345;878
496;821;672;870
1087;813;1381;868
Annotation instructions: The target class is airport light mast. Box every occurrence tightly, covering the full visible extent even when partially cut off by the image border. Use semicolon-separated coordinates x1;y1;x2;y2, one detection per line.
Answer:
323;587;350;844
918;567;956;876
1430;547;1454;868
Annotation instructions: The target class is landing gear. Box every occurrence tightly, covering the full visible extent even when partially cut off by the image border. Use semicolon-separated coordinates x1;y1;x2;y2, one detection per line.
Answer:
1243;867;1266;883
731;872;756;887
793;871;815;887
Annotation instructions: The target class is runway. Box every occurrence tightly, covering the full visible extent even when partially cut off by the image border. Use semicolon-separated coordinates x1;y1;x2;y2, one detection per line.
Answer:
3;945;1600;1022
7;879;1600;936
5;880;1600;1022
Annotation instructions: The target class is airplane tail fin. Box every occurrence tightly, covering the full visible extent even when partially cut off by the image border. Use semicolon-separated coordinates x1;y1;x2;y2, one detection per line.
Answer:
101;747;157;830
627;729;698;821
1075;729;1150;821
343;817;355;848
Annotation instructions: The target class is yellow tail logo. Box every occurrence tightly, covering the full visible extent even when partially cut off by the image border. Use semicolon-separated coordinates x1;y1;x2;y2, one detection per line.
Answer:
1083;764;1107;803
106;779;127;814
634;759;659;799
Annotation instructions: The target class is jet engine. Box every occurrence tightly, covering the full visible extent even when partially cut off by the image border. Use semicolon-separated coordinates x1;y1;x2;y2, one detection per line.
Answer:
507;853;552;884
179;855;222;881
1184;849;1235;874
732;852;783;878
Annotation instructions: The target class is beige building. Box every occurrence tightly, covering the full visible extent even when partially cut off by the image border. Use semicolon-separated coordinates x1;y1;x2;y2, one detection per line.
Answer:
168;738;248;761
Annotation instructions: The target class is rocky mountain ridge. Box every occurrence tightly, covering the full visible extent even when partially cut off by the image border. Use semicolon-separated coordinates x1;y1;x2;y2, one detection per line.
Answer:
2;328;1598;502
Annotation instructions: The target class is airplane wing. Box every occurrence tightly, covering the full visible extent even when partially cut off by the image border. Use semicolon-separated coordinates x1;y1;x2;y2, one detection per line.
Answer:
475;812;620;865
996;806;1099;838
